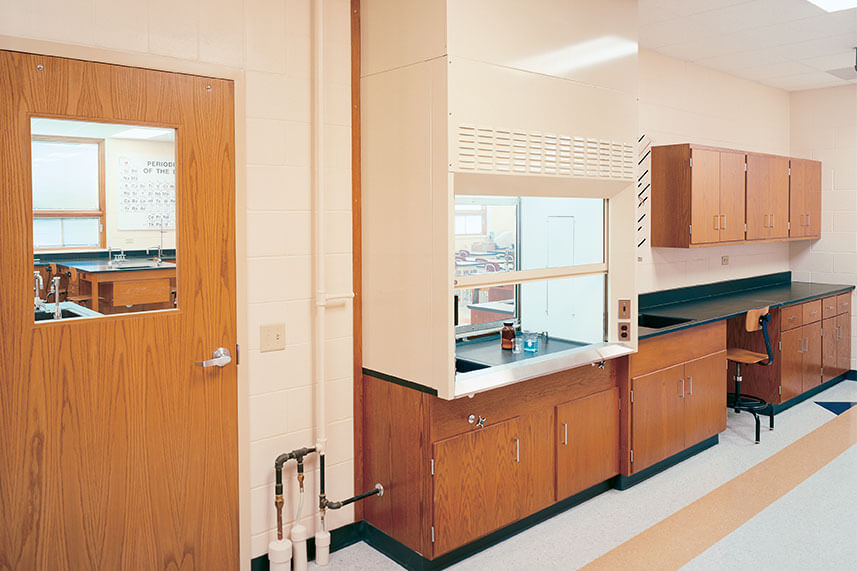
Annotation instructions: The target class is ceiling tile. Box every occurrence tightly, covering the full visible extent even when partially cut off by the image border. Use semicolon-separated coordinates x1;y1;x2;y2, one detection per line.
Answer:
731;61;818;81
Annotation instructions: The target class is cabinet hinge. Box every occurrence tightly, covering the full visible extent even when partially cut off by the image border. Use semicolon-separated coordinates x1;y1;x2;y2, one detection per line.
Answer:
630;450;634;463
430;459;434;476
431;526;435;543
779;385;782;396
618;397;621;411
689;157;693;168
788;221;791;230
689;224;692;235
630;390;634;404
744;223;747;232
778;340;782;351
788;167;791;175
236;344;240;365
744;162;747;172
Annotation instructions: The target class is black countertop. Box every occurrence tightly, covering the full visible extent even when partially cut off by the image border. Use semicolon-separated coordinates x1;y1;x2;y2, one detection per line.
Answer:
639;273;854;340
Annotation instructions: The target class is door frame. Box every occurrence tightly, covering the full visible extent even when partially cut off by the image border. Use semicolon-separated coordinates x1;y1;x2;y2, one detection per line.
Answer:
0;35;251;567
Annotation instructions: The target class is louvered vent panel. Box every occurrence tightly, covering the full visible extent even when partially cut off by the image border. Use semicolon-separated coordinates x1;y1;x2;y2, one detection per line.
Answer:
457;125;634;181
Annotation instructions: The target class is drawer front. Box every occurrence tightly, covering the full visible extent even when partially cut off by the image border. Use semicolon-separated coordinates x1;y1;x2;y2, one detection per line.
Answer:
630;320;725;377
780;305;803;331
112;278;171;306
822;296;838;320
803;299;822;324
837;293;851;316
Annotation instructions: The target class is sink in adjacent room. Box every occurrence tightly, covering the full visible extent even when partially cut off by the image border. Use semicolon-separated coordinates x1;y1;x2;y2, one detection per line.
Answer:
34;309;84;321
638;314;693;329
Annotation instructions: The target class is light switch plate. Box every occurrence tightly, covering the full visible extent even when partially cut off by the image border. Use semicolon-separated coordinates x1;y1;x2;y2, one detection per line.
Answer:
260;323;286;352
618;299;631;319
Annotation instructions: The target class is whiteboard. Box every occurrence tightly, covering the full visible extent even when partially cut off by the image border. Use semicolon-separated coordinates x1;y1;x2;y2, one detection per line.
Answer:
117;155;176;230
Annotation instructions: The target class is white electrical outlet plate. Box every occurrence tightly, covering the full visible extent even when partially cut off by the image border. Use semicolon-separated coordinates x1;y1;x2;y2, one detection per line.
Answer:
260;323;286;352
721;256;729;265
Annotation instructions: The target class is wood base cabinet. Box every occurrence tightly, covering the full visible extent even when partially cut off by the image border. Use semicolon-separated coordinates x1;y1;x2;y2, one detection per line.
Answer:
630;352;726;473
556;388;619;501
363;359;621;559
623;321;727;475
728;295;851;405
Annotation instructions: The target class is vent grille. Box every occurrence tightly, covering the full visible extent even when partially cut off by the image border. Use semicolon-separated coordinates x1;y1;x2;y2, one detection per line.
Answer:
457;125;634;180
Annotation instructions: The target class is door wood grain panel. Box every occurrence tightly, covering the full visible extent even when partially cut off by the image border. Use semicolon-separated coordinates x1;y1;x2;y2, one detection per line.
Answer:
719;151;746;242
802;322;822;392
0;51;237;570
804;160;821;237
836;312;851;376
690;148;720;245
822;317;837;383
631;363;685;473
780;328;804;402
556;388;619;500
432;418;521;557
684;352;727;447
789;158;807;238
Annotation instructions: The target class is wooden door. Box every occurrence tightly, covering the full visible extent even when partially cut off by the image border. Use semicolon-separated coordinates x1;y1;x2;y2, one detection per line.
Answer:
432;418;521;556
836;312;852;377
690;148;720;245
516;412;555;518
789;159;807;238
631;363;685;473
747;154;789;240
683;352;727;447
719;151;746;242
556;388;619;501
822;317;838;383
802;322;822;392
780;327;804;401
0;52;238;569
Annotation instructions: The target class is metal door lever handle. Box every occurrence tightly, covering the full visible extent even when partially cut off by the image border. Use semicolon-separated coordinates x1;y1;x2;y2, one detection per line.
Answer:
196;347;232;367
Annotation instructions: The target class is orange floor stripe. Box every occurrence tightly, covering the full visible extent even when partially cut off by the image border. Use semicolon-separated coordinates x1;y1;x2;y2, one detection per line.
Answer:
584;406;857;570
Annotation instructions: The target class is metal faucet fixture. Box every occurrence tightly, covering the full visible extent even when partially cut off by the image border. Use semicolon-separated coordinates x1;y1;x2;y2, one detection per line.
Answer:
147;244;163;265
108;247;126;266
49;276;61;320
33;270;45;311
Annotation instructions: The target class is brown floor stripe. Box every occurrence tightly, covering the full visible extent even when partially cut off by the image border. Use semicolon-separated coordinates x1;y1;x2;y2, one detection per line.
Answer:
584;406;857;570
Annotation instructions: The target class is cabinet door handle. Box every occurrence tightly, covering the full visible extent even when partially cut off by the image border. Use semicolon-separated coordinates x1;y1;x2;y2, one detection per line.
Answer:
679;378;685;398
562;422;568;446
764;214;769;228
514;438;520;463
806;213;811;227
771;213;775;228
713;215;720;230
688;376;693;396
720;214;726;230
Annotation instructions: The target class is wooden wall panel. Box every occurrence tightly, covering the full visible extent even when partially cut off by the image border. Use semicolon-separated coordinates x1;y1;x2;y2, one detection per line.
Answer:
361;375;432;556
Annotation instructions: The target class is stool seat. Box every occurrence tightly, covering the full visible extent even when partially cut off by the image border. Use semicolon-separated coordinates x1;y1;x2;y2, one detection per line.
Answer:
726;347;769;364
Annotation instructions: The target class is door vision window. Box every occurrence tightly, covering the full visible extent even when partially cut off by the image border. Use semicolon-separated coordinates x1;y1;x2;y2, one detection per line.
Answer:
31;117;178;321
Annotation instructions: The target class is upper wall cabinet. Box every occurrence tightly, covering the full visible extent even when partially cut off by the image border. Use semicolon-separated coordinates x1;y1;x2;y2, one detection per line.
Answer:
789;158;822;239
361;0;639;399
651;144;745;247
650;144;821;248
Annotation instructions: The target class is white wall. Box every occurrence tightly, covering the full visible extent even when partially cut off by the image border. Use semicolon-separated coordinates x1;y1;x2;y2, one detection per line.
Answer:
0;0;354;563
789;85;857;369
637;49;792;293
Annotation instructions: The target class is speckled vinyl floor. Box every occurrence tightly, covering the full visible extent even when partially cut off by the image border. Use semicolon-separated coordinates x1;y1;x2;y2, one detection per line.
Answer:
311;380;857;570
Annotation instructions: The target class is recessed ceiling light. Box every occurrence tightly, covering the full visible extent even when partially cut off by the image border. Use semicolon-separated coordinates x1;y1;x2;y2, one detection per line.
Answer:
113;127;174;140
805;0;857;12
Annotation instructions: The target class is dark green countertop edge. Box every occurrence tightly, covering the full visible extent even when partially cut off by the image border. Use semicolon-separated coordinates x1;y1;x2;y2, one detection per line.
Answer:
638;273;855;341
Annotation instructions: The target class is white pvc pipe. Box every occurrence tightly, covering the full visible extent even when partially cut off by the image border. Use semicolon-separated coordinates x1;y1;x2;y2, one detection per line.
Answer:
311;0;331;567
268;538;292;571
291;521;308;571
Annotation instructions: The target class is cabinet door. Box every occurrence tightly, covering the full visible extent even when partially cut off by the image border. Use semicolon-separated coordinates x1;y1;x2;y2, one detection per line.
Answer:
516;412;555;518
432;417;521;556
836;312;852;376
556;388;619;501
780;327;804;401
690;148;721;245
631;363;685;473
822;317;837;383
802;321;822;392
789;159;808;238
747;154;789;240
684;352;727;447
719;151;746;242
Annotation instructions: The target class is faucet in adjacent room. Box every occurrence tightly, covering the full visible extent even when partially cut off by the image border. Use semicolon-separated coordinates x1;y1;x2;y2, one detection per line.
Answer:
108;247;126;266
147;244;163;266
33;270;45;311
47;276;62;320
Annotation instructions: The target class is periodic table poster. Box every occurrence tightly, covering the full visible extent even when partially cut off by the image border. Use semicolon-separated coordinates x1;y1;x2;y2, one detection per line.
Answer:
117;155;177;230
